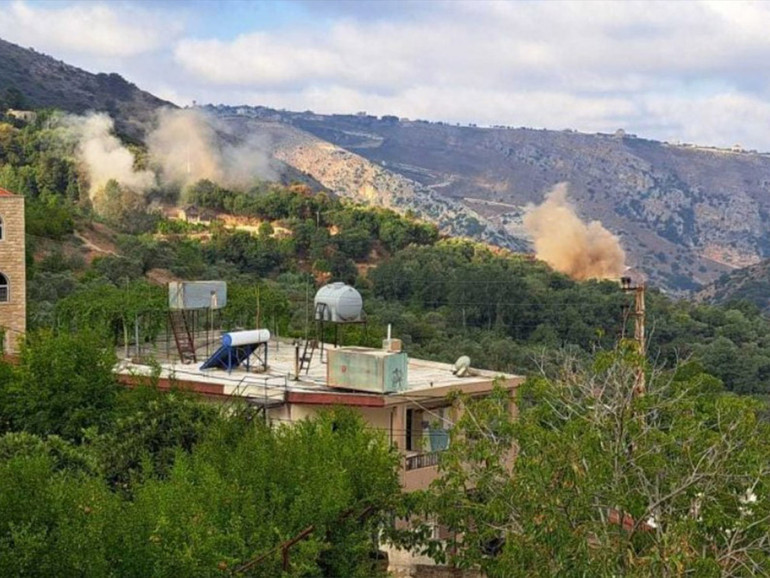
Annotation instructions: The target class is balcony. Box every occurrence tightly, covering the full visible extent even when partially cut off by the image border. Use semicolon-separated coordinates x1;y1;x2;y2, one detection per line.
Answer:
405;450;443;471
402;450;445;492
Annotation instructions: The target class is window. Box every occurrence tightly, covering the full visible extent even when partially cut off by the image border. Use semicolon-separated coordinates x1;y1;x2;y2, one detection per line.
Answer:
0;215;4;241
0;273;7;302
405;408;414;451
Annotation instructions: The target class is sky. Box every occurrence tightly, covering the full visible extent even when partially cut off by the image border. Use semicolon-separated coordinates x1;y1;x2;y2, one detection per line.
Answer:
2;0;770;150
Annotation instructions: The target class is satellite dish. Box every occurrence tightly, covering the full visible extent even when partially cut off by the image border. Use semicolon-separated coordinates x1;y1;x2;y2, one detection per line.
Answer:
452;356;471;377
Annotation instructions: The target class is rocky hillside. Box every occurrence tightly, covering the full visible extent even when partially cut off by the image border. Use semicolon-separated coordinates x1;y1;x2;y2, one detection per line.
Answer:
5;33;770;294
694;259;770;311
217;112;527;250
0;38;172;139
208;105;770;293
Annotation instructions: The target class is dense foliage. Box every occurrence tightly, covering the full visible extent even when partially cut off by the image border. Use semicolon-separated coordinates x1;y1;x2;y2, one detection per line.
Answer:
0;332;400;577
4;112;770;395
412;351;770;576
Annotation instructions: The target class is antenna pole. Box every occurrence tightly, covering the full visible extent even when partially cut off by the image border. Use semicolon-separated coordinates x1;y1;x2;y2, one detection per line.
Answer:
304;280;310;341
256;286;261;329
634;285;645;357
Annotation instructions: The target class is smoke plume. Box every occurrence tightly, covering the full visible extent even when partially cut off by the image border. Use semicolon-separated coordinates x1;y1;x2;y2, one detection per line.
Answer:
59;112;155;196
523;183;626;280
57;109;277;200
147;108;277;190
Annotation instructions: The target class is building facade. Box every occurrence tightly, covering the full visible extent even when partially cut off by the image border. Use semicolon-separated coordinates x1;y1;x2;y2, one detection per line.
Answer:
118;338;522;576
0;188;25;354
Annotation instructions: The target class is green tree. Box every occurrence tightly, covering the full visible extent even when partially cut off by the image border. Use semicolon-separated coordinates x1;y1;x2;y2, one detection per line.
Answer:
416;351;770;576
4;330;119;442
97;384;219;491
0;435;115;576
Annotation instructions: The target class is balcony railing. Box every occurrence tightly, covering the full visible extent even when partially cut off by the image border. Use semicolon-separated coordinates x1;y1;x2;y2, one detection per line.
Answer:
405;450;443;471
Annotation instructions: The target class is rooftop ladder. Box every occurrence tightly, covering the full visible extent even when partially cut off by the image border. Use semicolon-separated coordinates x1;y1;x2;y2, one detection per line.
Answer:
169;310;196;363
298;339;317;374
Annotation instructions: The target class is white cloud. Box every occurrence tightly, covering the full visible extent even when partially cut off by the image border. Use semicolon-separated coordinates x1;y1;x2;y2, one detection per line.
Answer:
174;1;770;90
642;92;770;149
0;1;181;57
167;0;770;150
5;0;770;150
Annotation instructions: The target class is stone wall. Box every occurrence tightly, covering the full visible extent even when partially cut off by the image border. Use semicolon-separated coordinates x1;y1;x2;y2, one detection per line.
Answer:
0;195;26;354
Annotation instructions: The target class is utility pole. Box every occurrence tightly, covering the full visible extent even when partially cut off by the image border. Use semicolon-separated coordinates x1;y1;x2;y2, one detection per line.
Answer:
620;276;646;394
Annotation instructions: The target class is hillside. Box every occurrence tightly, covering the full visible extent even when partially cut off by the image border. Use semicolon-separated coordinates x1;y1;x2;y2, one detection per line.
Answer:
0;38;172;139
207;105;770;293
694;258;770;311
216;113;527;251
5;34;770;293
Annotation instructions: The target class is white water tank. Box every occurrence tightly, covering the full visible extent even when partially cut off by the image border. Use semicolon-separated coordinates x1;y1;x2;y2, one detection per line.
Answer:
314;283;363;322
222;329;271;347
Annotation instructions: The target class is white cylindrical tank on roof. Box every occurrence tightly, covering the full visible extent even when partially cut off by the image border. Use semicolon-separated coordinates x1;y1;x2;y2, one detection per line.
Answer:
222;329;271;347
314;283;363;322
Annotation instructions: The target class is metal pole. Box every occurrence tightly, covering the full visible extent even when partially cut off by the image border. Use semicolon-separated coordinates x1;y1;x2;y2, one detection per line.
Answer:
134;314;140;358
294;341;300;381
620;277;646;396
634;285;646;394
634;285;645;357
304;281;310;340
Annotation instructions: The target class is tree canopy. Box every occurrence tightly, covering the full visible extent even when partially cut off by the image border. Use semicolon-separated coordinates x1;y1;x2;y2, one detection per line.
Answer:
413;349;770;576
0;333;401;577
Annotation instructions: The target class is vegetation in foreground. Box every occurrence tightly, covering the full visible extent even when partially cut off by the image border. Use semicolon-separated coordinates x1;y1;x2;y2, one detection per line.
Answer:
0;332;400;577
2;333;769;576
404;349;770;576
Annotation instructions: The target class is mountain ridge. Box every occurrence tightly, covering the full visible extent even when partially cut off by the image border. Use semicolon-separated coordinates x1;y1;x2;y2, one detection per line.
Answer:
0;37;173;139
207;104;770;292
4;35;770;294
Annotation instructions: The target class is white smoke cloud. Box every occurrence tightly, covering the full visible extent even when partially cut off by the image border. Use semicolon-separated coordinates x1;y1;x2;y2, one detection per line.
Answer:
57;112;155;196
147;108;277;189
57;109;277;201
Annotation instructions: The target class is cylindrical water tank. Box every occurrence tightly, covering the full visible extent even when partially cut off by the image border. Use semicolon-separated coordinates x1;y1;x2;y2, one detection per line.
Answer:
222;329;271;347
314;283;363;322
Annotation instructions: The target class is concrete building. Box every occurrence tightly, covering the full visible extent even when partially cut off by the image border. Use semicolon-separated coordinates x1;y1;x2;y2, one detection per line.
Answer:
0;187;25;354
178;205;216;225
118;336;522;576
119;340;521;489
5;109;37;123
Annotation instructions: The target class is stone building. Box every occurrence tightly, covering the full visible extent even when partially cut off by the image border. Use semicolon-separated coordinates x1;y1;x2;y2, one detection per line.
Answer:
0;187;25;354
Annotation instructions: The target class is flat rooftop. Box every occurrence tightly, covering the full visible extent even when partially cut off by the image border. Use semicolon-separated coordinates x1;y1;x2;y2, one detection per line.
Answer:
117;337;523;407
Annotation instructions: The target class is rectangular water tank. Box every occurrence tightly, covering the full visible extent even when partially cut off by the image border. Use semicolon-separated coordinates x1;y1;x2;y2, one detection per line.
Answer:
327;347;408;393
168;281;227;310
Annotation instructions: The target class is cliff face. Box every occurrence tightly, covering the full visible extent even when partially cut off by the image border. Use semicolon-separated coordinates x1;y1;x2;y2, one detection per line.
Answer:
0;38;173;140
210;105;770;293
219;114;528;251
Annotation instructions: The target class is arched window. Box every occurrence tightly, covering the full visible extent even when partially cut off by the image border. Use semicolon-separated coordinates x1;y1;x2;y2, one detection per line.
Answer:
0;273;8;302
0;215;4;241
